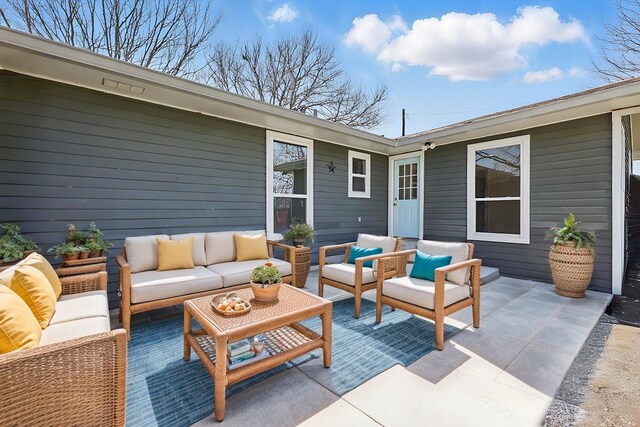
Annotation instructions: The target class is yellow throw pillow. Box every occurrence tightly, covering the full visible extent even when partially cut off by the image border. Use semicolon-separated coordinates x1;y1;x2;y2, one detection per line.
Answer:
19;253;62;299
234;233;269;261
11;266;57;329
0;286;41;353
157;237;194;271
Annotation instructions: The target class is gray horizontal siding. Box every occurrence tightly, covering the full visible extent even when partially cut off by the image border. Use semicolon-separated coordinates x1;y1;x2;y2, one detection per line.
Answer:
424;114;613;292
0;73;269;307
0;72;388;307
312;143;389;263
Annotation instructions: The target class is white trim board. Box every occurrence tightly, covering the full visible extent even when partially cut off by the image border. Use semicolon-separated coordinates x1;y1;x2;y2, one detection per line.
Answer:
266;130;314;240
611;108;640;295
388;151;425;239
466;135;531;244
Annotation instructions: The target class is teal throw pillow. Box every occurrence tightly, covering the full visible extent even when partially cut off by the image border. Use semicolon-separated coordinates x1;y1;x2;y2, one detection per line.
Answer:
410;250;452;281
348;245;383;268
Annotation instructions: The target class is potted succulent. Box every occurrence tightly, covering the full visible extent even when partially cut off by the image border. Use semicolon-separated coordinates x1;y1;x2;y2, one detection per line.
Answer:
49;242;80;261
282;220;314;248
547;213;597;298
250;262;282;302
85;241;103;258
66;224;86;246
78;245;91;259
0;223;40;264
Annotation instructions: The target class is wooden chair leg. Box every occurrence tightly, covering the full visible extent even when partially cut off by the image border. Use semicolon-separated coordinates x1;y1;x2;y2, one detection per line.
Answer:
122;308;131;341
318;276;324;298
354;287;362;319
375;297;382;324
435;315;444;351
472;297;480;328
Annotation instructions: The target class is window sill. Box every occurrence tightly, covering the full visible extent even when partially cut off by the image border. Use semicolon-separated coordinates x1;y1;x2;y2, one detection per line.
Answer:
467;232;530;245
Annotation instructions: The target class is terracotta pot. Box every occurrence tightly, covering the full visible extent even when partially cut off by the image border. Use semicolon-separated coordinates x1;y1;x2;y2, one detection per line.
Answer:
62;252;80;261
89;250;102;258
79;251;90;259
250;282;282;303
293;236;306;248
549;242;594;298
0;250;37;266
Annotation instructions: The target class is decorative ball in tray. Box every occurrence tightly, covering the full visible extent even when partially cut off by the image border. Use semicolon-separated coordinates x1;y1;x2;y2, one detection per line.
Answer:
212;292;251;316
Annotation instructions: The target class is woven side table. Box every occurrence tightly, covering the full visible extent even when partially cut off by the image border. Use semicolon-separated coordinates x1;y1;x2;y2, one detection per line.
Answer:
286;246;311;288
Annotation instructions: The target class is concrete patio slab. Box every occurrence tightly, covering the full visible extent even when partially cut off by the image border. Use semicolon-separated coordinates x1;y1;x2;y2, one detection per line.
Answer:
120;270;611;427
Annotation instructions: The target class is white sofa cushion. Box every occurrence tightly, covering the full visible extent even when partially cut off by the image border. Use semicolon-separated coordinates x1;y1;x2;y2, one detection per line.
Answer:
207;258;291;287
382;276;470;310
50;290;109;325
130;266;222;304
357;234;397;253
205;230;265;265
40;317;111;346
416;240;471;285
321;263;376;286
125;234;170;273
171;233;206;266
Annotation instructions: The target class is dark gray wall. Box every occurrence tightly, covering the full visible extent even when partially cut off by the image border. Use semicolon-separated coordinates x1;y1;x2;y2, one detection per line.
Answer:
313;144;389;262
0;72;388;306
424;114;613;292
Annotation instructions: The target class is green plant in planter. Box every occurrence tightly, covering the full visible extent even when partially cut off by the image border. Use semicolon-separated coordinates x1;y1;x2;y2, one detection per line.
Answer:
282;220;315;247
88;222;104;239
250;263;282;288
0;223;40;262
48;242;77;259
547;213;597;251
85;241;102;252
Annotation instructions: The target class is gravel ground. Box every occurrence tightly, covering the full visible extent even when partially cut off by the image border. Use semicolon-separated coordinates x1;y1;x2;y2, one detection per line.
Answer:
544;314;640;427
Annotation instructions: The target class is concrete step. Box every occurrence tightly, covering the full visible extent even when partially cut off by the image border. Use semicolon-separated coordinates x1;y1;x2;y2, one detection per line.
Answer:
480;266;500;285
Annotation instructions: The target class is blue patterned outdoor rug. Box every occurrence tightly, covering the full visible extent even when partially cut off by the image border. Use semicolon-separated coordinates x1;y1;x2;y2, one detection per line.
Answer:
126;297;461;426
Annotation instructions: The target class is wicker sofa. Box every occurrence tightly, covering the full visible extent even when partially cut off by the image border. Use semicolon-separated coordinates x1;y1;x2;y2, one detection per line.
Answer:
0;254;127;427
117;230;297;338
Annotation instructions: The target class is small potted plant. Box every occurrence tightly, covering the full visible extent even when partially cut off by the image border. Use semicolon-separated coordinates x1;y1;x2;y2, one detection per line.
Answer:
78;245;91;259
250;262;282;302
85;241;103;258
66;225;86;246
49;242;80;261
87;221;103;243
547;213;597;298
282;220;315;248
0;223;40;264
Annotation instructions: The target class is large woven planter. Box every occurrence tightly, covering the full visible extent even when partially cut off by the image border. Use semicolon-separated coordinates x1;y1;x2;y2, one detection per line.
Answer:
549;242;594;298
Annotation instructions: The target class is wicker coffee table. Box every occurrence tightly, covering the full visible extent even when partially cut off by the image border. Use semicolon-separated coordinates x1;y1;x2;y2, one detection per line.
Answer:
183;285;332;421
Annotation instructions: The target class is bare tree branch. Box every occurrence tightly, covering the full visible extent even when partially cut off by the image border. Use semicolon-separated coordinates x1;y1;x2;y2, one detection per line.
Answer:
1;0;221;78
205;30;387;130
593;0;640;81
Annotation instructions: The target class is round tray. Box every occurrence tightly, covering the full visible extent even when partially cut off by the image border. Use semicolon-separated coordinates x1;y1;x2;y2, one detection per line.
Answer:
211;294;252;317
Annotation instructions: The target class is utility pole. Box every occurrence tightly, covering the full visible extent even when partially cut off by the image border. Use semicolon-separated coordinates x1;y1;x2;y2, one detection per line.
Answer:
402;108;405;136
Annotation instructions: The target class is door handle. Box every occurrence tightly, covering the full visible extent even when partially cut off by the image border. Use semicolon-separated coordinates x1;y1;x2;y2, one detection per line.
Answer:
393;198;398;206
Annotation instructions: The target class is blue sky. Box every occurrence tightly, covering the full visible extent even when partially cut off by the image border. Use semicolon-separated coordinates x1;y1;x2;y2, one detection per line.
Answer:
215;1;618;138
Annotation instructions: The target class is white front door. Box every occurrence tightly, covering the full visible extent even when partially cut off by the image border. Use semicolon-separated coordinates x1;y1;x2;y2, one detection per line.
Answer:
392;156;421;238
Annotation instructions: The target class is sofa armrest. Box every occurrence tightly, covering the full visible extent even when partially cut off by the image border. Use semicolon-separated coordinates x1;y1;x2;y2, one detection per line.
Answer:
266;240;295;259
0;329;128;427
60;271;107;295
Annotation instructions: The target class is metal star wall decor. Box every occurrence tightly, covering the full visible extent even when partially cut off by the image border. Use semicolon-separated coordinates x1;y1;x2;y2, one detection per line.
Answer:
326;161;336;173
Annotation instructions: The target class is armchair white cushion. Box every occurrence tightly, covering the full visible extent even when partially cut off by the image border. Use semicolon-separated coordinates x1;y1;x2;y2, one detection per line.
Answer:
321;263;376;287
357;234;397;254
382;276;470;310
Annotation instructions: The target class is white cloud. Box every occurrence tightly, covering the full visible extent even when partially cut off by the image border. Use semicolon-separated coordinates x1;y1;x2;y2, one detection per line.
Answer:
267;3;297;22
344;6;587;81
344;14;406;54
568;67;587;77
391;63;406;72
523;67;563;83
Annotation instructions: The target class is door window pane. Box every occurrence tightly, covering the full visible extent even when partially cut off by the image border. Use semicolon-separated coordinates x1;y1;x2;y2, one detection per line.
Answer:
475;200;520;234
274;197;307;234
273;141;307;195
475;144;520;198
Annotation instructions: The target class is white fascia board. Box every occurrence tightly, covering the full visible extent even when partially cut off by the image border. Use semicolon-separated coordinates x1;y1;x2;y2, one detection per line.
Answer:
394;83;640;152
0;27;394;154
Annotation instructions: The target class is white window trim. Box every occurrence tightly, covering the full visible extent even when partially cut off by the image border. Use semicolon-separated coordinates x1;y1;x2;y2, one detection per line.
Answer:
266;130;314;240
467;135;530;244
348;150;371;198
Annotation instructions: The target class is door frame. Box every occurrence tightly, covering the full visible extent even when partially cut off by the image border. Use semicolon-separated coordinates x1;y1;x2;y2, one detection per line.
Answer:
388;151;425;239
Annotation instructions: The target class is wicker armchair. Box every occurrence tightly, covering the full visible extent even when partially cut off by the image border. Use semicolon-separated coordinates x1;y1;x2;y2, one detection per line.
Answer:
0;271;128;427
375;241;481;350
318;234;402;318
